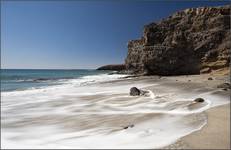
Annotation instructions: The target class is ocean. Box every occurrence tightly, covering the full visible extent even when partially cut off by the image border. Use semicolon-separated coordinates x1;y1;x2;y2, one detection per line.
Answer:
1;69;116;92
1;69;229;148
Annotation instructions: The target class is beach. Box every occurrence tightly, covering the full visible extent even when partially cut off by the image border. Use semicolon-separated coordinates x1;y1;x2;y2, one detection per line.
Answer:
2;1;230;149
1;71;230;149
164;104;230;149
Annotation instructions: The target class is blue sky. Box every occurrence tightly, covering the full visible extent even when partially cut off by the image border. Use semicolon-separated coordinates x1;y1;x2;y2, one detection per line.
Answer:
1;1;230;69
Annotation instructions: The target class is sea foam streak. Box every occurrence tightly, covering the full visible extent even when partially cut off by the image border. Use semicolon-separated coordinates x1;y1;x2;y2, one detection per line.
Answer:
1;74;230;148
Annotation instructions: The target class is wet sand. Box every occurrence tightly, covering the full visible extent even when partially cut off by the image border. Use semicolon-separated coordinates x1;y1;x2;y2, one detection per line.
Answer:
119;72;230;149
2;72;230;148
141;73;230;149
84;73;231;149
101;73;230;149
164;104;230;149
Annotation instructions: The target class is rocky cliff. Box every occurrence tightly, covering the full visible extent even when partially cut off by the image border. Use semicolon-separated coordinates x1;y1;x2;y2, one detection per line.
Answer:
97;64;125;71
125;5;230;75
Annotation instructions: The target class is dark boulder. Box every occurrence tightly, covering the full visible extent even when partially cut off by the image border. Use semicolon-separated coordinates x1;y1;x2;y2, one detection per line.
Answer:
194;98;205;103
208;77;213;80
130;87;150;96
130;87;141;96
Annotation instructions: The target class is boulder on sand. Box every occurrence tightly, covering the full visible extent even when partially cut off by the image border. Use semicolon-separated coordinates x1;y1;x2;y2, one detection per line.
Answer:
130;87;149;96
208;77;213;80
130;87;141;96
194;98;205;103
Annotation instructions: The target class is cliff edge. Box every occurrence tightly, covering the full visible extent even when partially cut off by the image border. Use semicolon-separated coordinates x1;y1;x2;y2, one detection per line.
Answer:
125;5;230;75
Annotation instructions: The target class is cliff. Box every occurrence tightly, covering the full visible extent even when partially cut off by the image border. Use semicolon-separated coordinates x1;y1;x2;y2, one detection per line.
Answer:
97;64;125;71
125;5;230;75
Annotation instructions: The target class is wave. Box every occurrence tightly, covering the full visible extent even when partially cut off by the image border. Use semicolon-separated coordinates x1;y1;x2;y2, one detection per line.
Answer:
1;74;229;149
1;73;129;93
1;73;129;94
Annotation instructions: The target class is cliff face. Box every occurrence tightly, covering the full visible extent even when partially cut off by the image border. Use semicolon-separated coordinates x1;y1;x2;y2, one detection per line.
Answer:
97;64;125;71
125;5;230;75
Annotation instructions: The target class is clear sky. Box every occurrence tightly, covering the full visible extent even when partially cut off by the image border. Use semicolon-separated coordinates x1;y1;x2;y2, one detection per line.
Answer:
1;1;230;69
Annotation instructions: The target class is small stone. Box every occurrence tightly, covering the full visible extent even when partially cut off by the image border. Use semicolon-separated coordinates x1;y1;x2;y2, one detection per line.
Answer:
208;77;213;80
123;124;134;129
194;98;205;103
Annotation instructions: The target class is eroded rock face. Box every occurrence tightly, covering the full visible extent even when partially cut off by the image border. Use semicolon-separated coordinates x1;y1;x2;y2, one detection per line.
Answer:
125;5;230;75
97;64;125;71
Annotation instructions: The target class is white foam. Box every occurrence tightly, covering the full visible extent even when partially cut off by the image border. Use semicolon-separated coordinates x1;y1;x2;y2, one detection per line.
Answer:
1;74;230;149
2;113;207;149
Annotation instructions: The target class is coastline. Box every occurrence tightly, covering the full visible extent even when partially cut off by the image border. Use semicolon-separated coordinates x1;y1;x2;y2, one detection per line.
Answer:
105;72;230;149
2;72;230;148
121;72;230;149
2;2;230;149
164;103;230;149
139;72;230;149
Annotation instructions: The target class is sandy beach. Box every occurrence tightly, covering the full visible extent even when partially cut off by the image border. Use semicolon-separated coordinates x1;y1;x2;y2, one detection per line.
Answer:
2;1;230;149
129;73;230;149
164;104;230;149
120;72;230;149
75;70;230;149
2;72;230;148
143;73;230;149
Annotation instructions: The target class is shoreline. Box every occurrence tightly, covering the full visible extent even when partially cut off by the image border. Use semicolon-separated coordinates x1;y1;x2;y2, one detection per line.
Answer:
132;73;230;149
107;73;230;149
164;103;230;149
2;72;230;149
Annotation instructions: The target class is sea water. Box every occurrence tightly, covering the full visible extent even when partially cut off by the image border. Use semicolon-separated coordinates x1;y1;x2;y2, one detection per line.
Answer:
1;69;115;92
1;69;230;148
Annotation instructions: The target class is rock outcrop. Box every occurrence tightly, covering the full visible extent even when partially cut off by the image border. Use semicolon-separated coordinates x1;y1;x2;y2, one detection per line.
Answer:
97;64;125;71
125;5;230;75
